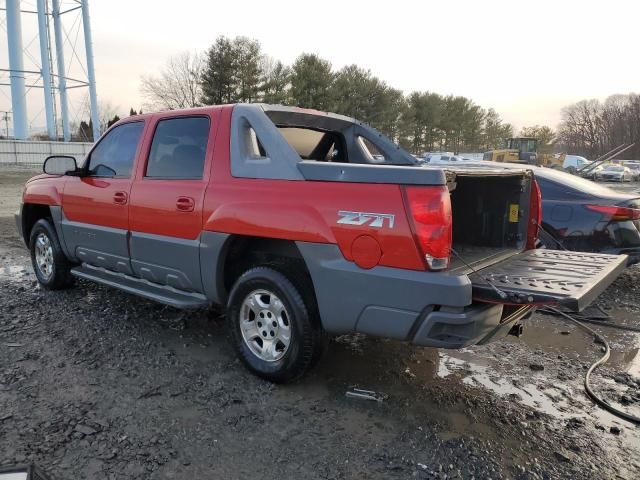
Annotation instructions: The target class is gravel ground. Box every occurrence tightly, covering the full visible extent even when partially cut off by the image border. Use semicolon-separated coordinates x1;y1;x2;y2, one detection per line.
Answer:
1;169;639;479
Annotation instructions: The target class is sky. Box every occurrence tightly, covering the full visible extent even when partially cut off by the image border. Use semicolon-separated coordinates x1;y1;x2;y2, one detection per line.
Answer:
1;0;640;134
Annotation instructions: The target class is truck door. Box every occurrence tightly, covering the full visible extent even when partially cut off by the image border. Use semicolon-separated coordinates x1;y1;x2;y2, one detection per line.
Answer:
61;121;145;274
128;115;215;293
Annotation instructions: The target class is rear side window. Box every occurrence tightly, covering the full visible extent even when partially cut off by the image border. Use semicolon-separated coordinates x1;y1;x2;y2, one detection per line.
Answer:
88;121;144;177
357;136;386;163
277;127;347;162
146;117;210;179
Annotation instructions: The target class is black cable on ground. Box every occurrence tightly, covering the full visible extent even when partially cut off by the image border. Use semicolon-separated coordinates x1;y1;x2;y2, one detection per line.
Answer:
544;306;640;425
539;307;640;334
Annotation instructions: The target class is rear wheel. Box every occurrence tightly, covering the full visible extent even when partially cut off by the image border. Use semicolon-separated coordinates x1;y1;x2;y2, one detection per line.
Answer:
226;266;324;382
29;218;75;289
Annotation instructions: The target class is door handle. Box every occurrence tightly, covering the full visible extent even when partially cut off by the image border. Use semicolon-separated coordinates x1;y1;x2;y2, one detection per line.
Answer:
113;191;128;205
176;196;195;212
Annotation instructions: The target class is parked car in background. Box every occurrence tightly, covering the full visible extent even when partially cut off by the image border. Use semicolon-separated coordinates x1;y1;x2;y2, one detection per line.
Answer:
420;160;640;264
533;168;640;264
579;162;608;180
562;154;591;173
621;161;640;180
595;164;633;182
424;153;467;164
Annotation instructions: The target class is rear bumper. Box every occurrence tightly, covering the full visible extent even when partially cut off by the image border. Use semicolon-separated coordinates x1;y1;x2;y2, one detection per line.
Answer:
297;242;621;349
412;304;533;348
296;242;526;349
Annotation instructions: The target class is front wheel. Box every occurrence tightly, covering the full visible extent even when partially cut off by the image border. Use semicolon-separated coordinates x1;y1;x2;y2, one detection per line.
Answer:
226;266;323;383
29;218;75;289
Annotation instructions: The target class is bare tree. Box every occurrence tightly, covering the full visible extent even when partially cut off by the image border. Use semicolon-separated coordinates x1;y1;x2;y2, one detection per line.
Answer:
98;100;120;135
140;52;203;111
558;94;640;159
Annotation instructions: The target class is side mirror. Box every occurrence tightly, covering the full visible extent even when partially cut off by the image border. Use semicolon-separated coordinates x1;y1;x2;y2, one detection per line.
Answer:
43;155;77;175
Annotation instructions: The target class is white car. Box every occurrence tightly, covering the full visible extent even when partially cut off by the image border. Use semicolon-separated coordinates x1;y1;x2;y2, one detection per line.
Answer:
424;153;467;164
563;155;591;172
595;165;633;182
621;161;640;180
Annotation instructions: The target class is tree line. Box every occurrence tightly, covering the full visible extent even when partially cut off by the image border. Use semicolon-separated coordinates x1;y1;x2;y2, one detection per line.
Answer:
140;36;515;153
557;94;640;159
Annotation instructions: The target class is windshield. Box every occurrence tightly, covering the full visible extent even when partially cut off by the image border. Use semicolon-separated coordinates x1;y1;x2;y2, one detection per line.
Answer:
509;138;537;152
605;165;624;171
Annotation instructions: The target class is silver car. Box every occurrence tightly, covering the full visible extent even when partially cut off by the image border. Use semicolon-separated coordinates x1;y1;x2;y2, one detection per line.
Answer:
595;165;633;182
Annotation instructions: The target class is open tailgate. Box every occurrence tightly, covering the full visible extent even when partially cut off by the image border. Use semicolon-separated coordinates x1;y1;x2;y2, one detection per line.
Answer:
469;250;627;311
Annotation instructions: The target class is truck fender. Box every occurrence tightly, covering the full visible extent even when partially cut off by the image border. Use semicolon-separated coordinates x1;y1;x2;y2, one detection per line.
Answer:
23;183;62;206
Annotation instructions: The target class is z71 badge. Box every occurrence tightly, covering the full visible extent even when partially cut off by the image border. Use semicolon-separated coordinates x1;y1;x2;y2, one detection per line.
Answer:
337;211;395;228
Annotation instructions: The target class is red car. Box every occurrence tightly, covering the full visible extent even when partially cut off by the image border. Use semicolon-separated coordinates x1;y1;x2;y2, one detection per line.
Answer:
15;104;627;381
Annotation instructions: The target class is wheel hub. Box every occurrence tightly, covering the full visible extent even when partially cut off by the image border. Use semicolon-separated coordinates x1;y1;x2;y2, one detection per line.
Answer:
240;289;291;362
34;232;53;280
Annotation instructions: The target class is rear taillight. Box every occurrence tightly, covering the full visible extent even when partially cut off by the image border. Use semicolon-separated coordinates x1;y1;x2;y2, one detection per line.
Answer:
404;186;452;270
526;179;542;249
586;204;640;221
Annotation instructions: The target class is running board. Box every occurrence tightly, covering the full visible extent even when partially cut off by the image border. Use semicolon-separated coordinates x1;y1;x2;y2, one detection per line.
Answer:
71;264;210;309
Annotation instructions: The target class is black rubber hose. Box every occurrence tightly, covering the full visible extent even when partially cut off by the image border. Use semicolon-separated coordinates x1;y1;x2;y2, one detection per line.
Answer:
545;306;640;424
539;307;640;334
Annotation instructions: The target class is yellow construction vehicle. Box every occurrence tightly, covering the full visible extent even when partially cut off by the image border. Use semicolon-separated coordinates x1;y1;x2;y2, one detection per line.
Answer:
483;137;565;167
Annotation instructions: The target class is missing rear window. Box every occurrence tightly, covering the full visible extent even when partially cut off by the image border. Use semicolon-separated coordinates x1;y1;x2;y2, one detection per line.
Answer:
277;127;347;162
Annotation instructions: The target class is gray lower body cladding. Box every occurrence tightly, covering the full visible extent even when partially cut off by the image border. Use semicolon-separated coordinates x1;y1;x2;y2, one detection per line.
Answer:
18;204;519;348
296;242;520;348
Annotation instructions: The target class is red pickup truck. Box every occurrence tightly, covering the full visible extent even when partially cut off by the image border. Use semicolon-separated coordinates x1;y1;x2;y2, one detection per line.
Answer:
15;104;627;382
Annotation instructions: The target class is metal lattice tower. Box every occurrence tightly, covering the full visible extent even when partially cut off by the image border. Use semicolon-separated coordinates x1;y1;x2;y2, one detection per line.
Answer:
1;0;99;140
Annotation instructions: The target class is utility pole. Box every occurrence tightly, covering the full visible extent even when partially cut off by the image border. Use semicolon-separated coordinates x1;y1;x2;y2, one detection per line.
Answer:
1;111;11;138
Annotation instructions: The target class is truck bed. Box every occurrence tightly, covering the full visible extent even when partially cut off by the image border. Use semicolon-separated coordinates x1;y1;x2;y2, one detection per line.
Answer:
450;244;520;272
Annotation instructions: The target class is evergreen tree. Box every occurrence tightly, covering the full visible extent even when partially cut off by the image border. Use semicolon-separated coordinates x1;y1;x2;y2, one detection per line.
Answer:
234;37;262;102
76;120;93;142
289;54;334;110
260;58;291;104
201;36;238;104
107;115;120;128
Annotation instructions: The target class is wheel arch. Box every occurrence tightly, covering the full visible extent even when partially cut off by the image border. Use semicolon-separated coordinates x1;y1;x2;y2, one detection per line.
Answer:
204;233;316;306
20;203;52;246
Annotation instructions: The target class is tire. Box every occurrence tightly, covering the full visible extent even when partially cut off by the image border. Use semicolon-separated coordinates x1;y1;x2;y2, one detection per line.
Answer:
29;218;75;290
226;266;324;383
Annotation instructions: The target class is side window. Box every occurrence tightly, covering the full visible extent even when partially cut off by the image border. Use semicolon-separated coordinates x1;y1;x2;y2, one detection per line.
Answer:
87;121;144;177
357;136;386;163
243;127;267;160
146;117;210;179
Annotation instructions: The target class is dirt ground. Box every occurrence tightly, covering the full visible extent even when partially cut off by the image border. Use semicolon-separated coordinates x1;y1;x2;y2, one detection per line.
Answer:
1;168;639;479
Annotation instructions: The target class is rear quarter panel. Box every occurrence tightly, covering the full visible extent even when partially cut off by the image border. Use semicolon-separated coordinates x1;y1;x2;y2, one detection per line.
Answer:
203;180;425;270
204;106;425;271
